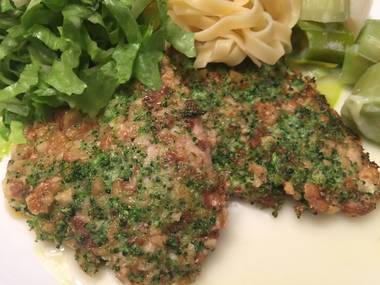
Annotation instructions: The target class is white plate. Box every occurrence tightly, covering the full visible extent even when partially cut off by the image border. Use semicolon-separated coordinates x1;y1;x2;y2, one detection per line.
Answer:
1;4;380;285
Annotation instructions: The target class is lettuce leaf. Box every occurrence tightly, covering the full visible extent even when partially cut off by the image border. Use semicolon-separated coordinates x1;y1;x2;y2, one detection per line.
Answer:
9;120;26;144
155;0;195;57
134;27;165;90
0;63;39;101
43;60;87;95
112;43;140;84
0;119;26;159
0;26;25;61
64;62;119;117
131;0;152;18
165;18;196;58
43;0;69;11
0;97;30;116
104;0;142;43
28;25;66;51
0;0;15;12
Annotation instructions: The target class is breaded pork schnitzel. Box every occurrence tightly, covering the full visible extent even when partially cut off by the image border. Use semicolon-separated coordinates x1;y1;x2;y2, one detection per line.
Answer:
4;54;380;284
4;70;227;284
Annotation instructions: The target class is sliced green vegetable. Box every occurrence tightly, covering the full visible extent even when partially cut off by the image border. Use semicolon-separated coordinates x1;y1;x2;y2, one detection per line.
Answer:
341;44;375;85
316;76;343;107
356;20;380;63
301;0;350;23
290;64;343;107
342;94;380;143
353;63;380;94
342;63;380;143
297;21;355;64
287;58;338;69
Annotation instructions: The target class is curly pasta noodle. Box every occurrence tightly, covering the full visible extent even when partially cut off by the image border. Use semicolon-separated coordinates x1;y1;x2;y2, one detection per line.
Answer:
168;0;301;68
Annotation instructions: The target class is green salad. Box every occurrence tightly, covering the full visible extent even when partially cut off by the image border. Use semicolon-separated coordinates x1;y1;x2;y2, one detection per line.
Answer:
0;0;195;153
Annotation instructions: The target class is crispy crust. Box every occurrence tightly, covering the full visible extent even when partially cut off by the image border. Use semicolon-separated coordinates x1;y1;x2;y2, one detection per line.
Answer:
170;53;380;216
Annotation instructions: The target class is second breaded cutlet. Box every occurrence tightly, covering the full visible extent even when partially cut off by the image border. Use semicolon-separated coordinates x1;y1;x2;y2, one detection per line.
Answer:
170;53;380;217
